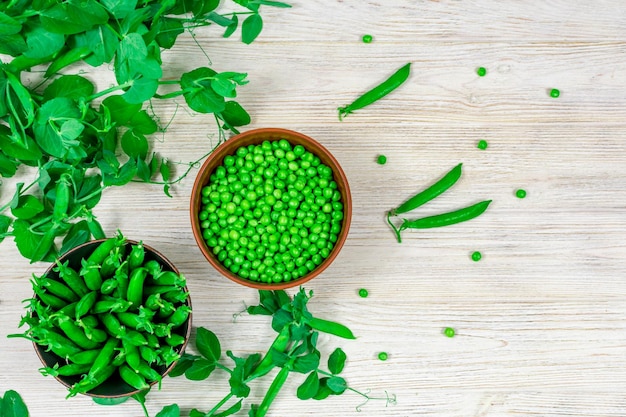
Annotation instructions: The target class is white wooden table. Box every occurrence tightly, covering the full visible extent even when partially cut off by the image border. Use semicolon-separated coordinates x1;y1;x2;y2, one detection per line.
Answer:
2;1;626;416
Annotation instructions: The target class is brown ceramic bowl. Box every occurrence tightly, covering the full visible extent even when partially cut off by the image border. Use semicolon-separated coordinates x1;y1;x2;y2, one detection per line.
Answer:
33;239;192;398
190;128;352;290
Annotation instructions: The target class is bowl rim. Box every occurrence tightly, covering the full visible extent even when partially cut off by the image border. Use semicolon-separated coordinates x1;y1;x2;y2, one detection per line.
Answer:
190;127;352;290
32;238;193;398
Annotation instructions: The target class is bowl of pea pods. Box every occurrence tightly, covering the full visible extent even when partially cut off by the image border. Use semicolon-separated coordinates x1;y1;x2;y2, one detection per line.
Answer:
22;233;192;398
190;127;352;290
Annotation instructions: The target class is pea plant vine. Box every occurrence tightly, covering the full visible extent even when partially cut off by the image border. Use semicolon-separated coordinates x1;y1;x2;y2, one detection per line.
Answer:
94;289;396;417
0;0;291;264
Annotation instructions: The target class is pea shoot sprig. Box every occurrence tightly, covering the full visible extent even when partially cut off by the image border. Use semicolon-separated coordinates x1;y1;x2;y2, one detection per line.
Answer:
98;289;396;417
387;163;492;242
0;0;291;264
1;390;29;417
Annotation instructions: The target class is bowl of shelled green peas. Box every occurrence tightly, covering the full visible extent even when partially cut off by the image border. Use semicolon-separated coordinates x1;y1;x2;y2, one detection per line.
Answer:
22;233;192;398
190;128;352;289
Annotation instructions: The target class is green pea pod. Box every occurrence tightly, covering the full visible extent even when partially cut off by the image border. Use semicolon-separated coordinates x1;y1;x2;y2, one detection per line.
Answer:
305;317;356;340
54;260;89;297
166;305;191;328
117;312;155;334
86;236;120;265
119;364;150;391
123;330;149;347
32;327;83;359
78;315;99;329
129;242;145;270
88;337;119;376
143;259;163;279
100;251;121;278
84;327;108;343
56;301;77;317
114;260;130;298
101;313;126;338
68;349;101;365
390;163;463;216
75;291;98;319
41;362;91;377
144;285;179;296
123;339;141;371
53;175;72;221
144;293;163;311
92;298;132;314
145;333;160;349
112;350;127;367
399;199;492;230
127;267;148;308
136;361;162;385
337;62;411;120
247;325;291;380
156;346;180;366
38;277;80;303
165;333;185;347
157;300;176;319
153;271;185;286
139;346;159;364
67;364;116;398
35;289;67;310
256;364;291;417
56;314;100;350
162;289;189;304
80;259;103;292
154;322;173;338
100;278;118;295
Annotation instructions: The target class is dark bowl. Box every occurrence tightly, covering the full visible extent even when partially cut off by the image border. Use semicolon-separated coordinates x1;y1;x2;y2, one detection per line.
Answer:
33;239;192;398
190;128;352;290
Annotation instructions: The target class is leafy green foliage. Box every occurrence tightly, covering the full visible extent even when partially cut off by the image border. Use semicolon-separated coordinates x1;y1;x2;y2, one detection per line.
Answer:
1;390;29;417
0;0;291;263
169;289;381;417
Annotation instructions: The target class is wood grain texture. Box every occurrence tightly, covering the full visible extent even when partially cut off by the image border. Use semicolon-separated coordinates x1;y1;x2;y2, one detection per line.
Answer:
1;0;626;416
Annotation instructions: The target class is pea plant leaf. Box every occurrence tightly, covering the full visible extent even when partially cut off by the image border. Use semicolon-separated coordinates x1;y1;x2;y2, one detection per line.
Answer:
226;351;251;398
44;45;92;77
101;95;142;126
212;399;243;417
12;219;40;260
60;220;91;254
220;101;251;129
43;75;95;101
10;195;44;220
327;347;346;375
181;67;226;114
33;97;82;158
0;215;12;244
1;390;29;417
241;13;263;44
250;0;292;7
185;358;216;381
73;25;119;67
154;17;185;49
326;375;347;395
155;404;180;417
23;24;64;59
121;129;149;159
292;351;320;374
0;127;43;161
40;0;109;35
0;12;22;36
196;327;221;363
296;371;320;400
100;0;139;19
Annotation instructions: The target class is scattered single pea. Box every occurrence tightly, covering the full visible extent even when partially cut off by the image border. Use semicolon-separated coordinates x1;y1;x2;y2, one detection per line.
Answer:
443;327;455;338
550;88;560;98
476;67;487;77
377;352;388;361
358;288;369;298
376;155;387;165
471;251;482;262
477;139;488;150
515;189;527;199
362;34;373;43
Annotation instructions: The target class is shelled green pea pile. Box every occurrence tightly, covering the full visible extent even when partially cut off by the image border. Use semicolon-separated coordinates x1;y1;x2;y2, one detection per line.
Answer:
198;139;345;283
17;235;190;397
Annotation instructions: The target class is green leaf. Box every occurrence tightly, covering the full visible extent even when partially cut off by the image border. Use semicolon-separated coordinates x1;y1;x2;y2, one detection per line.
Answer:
102;158;137;186
154;17;184;49
23;24;64;59
160;158;171;182
74;25;118;67
246;305;271;316
101;95;142;126
123;76;159;104
33;97;81;158
0;215;12;244
243;353;262;378
271;308;293;332
121;130;149;159
221;101;251;127
0;13;22;36
185;358;216;381
100;0;138;19
40;0;109;35
0;34;27;56
223;14;238;38
0;128;42;161
211;77;237;98
155;404;180;417
213;399;242;417
76;174;103;209
60;220;91;254
297;371;319;400
128;111;158;135
1;390;29;417
196;327;221;362
327;347;347;375
168;353;198;377
12;219;41;260
312;377;333;401
136;157;150;182
241;13;263;44
11;195;44;220
326;376;347;394
180;67;226;114
60;119;85;141
192;0;220;16
292;351;320;374
92;396;130;405
207;12;235;27
6;72;35;127
43;75;94;101
268;348;289;367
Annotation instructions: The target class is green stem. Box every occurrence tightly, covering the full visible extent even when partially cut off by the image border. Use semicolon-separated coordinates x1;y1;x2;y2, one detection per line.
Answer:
139;399;149;417
215;362;233;374
153;90;186;100
86;83;132;102
206;392;234;416
386;211;402;243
